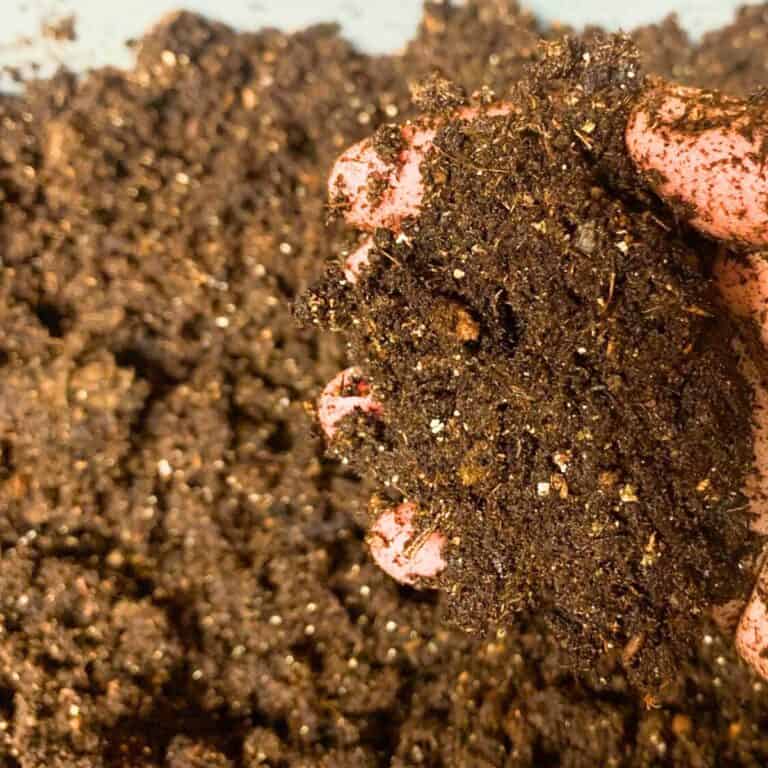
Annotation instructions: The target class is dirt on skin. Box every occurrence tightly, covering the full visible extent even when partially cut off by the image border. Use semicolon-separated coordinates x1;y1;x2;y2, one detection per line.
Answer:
302;35;760;691
1;3;768;767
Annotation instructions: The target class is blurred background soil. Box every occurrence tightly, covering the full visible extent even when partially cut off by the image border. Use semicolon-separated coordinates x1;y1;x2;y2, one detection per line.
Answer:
1;3;768;766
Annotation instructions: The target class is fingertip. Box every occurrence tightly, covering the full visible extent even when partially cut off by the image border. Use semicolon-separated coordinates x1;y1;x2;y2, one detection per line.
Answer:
625;84;702;196
625;83;709;161
737;566;768;680
368;502;447;586
328;102;514;232
715;255;768;331
328;138;388;230
328;125;433;231
627;84;768;245
318;367;382;440
343;237;374;283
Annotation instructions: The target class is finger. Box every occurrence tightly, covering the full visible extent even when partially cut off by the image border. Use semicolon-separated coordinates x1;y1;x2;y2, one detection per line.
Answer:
317;370;448;585
329;104;511;233
716;254;768;675
329;123;436;231
732;374;768;673
711;362;768;638
734;372;768;675
367;502;447;585
717;255;768;352
343;237;374;284
317;367;382;440
627;84;768;245
715;255;768;531
736;565;768;679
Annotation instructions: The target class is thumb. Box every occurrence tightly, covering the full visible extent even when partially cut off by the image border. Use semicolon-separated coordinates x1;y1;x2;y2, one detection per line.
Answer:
626;82;768;245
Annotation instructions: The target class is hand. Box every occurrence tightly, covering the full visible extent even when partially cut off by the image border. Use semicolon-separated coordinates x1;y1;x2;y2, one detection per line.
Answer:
319;84;768;679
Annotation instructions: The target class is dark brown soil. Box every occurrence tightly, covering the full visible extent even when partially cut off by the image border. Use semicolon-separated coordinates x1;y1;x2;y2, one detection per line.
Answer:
302;35;761;692
1;3;768;767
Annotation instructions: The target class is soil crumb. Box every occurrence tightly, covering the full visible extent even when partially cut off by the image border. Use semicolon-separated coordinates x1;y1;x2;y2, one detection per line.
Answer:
41;14;77;43
1;2;768;767
302;35;760;691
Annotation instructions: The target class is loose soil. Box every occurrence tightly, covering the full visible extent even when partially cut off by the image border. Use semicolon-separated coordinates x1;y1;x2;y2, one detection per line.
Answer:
1;3;768;767
302;35;760;691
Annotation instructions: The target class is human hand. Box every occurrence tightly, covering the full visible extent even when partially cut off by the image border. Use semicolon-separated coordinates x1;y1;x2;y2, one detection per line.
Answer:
318;83;768;678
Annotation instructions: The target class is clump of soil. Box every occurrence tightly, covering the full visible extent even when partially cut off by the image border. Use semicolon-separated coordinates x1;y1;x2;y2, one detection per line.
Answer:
41;15;77;42
0;2;768;767
302;36;760;690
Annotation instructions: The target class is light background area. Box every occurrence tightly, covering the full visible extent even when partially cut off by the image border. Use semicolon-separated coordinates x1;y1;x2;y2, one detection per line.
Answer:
0;0;764;90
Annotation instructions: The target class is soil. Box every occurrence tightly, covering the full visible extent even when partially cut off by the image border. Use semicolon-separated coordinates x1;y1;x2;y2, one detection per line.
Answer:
41;15;78;43
303;35;761;690
1;2;768;767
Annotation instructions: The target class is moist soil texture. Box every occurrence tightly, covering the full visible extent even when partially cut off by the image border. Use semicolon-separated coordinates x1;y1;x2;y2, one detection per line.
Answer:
1;2;768;767
302;35;760;692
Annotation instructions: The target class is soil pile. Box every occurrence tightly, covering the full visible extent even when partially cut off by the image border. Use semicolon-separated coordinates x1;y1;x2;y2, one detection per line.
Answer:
1;3;768;766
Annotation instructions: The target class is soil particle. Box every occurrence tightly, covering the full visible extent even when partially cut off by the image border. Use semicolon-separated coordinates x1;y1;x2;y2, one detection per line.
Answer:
372;124;407;165
41;15;77;43
2;2;768;767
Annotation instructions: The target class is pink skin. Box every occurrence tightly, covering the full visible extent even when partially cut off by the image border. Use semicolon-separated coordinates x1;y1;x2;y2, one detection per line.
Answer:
367;502;447;585
626;86;768;245
317;367;382;440
330;123;437;232
316;368;446;581
628;84;768;676
326;86;768;678
716;257;768;534
329;104;511;236
343;237;374;283
715;256;768;677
